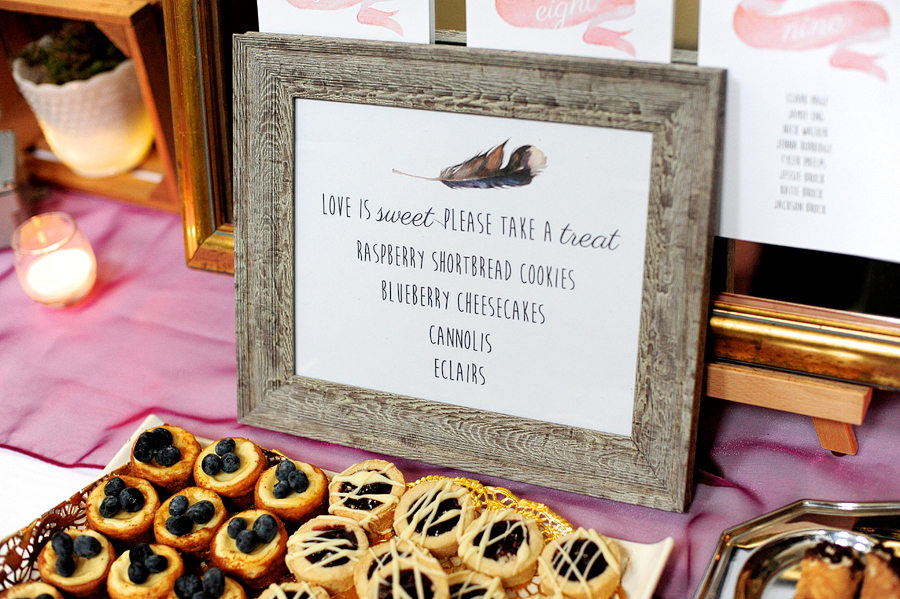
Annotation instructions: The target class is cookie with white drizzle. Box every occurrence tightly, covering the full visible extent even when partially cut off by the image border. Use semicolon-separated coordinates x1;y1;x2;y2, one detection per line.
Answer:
537;528;622;599
285;514;370;594
446;570;506;599
354;538;433;597
361;550;449;599
457;509;544;588
257;580;331;599
393;479;476;558
327;459;406;536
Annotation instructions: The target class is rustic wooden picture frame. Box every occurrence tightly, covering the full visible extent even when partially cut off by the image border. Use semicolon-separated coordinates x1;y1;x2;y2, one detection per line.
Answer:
233;32;725;512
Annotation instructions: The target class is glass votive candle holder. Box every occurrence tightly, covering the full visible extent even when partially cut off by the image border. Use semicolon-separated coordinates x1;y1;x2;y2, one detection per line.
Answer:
11;212;97;307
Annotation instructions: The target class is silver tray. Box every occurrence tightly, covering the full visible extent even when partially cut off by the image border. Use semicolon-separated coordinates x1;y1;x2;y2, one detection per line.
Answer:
693;499;900;599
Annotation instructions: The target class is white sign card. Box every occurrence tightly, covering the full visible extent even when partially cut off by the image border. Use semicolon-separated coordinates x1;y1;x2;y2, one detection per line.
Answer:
466;0;675;62
699;0;900;263
293;99;653;437
257;0;433;44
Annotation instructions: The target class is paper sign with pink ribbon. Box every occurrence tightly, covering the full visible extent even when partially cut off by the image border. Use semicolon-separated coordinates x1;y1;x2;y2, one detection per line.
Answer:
699;0;900;263
466;0;674;62
257;0;433;43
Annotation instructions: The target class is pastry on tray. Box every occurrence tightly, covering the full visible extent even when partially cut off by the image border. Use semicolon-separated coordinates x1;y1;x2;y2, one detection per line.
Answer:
107;543;184;599
793;541;864;599
170;567;248;599
327;459;406;536
209;509;288;589
254;458;328;524
285;514;370;594
257;580;331;599
360;550;449;599
0;581;65;599
447;570;506;599
393;478;476;558
36;529;115;597
859;542;900;599
458;508;544;587
194;437;267;505
130;425;202;493
153;486;228;554
353;538;432;597
86;475;161;542
537;527;622;599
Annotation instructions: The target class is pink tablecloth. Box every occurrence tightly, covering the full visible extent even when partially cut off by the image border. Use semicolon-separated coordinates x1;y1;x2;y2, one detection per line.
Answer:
2;189;899;599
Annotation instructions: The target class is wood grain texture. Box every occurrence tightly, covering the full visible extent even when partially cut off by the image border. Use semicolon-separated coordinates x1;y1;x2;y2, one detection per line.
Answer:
233;33;725;512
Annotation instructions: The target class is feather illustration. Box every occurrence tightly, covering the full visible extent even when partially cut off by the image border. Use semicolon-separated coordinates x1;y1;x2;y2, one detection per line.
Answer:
393;141;547;189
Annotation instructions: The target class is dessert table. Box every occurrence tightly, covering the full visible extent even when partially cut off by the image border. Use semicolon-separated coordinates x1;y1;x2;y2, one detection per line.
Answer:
2;189;899;599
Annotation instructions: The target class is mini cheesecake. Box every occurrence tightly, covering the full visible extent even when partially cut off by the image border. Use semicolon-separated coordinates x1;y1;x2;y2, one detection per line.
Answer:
537;528;622;599
254;459;328;524
328;460;406;536
2;580;65;599
37;529;115;597
130;425;202;493
194;437;267;503
285;514;370;594
458;509;544;588
154;486;228;553
393;478;476;557
107;543;185;599
169;568;248;599
86;475;160;542
209;509;288;589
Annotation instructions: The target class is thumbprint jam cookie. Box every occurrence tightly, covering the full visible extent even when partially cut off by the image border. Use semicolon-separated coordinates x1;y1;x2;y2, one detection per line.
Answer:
37;529;114;598
257;580;331;599
86;475;160;542
447;570;506;599
458;509;544;588
537;528;622;599
130;425;201;493
285;514;370;594
194;438;267;507
353;538;432;597
393;478;476;558
360;551;449;599
153;486;228;554
254;459;328;524
209;509;288;589
107;543;184;599
328;460;406;536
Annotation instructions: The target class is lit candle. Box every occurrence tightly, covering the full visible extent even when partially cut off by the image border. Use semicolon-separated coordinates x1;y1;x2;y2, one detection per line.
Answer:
12;212;97;307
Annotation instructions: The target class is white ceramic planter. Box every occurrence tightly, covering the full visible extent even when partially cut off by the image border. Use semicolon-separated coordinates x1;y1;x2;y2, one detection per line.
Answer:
12;58;155;178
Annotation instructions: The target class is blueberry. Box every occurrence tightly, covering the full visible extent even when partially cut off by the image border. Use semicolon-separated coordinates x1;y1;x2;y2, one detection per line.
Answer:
202;567;225;597
186;500;215;525
226;517;247;539
235;529;257;554
99;496;120;518
275;460;296;482
50;532;73;557
252;514;278;544
166;515;194;536
273;480;291;499
130;543;153;565
201;454;222;476
134;434;156;462
55;553;75;577
288;470;309;494
118;487;145;512
174;574;204;599
151;427;174;447
221;452;241;473
73;535;101;558
169;495;190;516
156;445;182;467
215;438;236;457
145;554;169;573
104;477;127;497
128;561;149;584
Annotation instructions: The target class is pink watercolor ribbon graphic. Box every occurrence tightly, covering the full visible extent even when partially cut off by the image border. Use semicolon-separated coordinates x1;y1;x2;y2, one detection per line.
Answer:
733;0;890;80
495;0;637;55
284;0;403;36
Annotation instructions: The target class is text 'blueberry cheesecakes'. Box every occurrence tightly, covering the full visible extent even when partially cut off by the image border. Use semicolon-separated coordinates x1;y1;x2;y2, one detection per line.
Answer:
537;528;621;599
86;475;160;542
361;551;450;599
257;580;331;599
107;543;184;599
37;529;115;597
393;479;476;558
446;570;506;599
285;514;370;594
153;486;228;554
793;541;864;599
255;459;328;524
0;581;65;599
209;509;288;589
195;438;267;506
328;460;406;536
170;567;248;599
458;509;544;588
130;425;201;493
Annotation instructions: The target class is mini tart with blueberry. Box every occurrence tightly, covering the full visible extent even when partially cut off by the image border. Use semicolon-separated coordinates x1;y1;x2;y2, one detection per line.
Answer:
537;528;621;599
107;543;184;599
285;514;370;594
194;437;267;503
254;459;328;524
0;581;65;599
130;425;202;493
361;551;450;599
209;509;288;589
153;486;228;553
354;538;433;598
457;509;544;588
257;580;331;599
37;529;115;597
327;459;406;536
446;570;506;599
86;475;161;542
393;478;476;558
169;568;248;599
